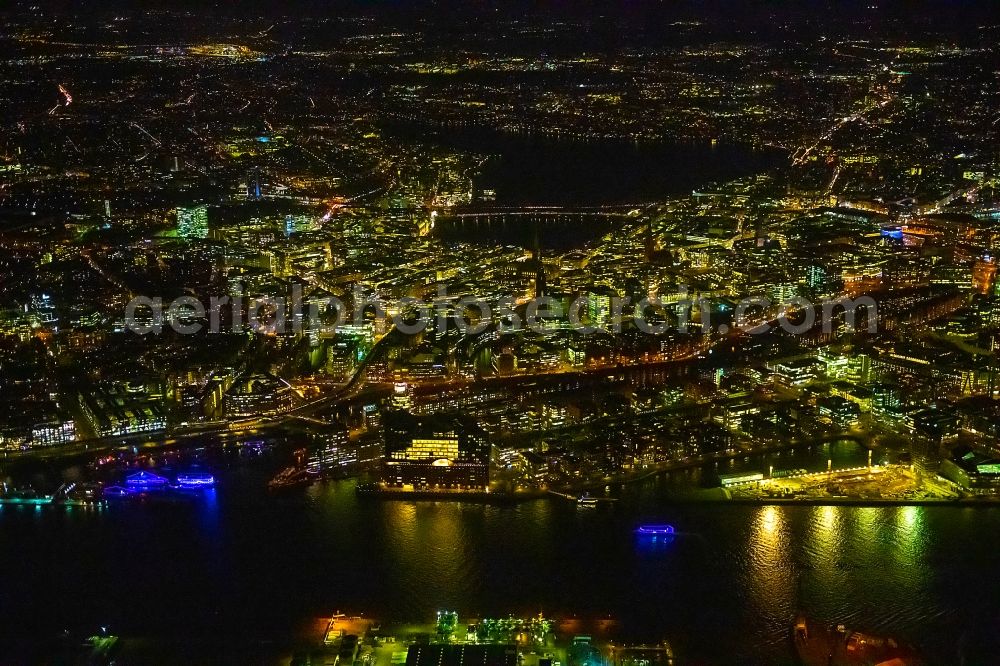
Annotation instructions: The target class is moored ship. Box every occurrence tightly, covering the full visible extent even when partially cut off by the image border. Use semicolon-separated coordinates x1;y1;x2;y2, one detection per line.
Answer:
268;466;317;492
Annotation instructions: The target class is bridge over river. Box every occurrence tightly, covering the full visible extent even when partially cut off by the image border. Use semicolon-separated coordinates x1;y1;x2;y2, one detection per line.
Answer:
431;207;646;247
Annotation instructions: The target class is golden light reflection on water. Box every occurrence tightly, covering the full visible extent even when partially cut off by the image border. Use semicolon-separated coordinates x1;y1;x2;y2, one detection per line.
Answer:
891;505;925;570
801;505;929;624
386;502;419;543
819;505;837;532
805;505;846;611
855;507;879;539
759;505;780;537
897;505;919;532
808;504;843;558
383;502;469;599
748;506;795;624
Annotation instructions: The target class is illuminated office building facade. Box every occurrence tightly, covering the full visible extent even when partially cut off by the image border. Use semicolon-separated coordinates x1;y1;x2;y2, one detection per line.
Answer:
382;412;490;490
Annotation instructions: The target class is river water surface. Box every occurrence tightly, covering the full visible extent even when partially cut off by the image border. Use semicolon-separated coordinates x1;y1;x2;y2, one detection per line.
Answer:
2;470;999;663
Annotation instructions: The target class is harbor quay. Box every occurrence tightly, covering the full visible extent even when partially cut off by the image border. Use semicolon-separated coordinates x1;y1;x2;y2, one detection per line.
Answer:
293;612;674;666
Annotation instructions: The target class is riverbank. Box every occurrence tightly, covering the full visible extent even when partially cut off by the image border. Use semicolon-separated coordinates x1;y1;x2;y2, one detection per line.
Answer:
357;481;1000;509
356;485;536;504
660;495;1000;508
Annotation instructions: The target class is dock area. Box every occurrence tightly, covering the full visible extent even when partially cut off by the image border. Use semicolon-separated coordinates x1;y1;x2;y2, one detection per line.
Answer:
793;615;921;666
727;464;958;503
298;612;673;666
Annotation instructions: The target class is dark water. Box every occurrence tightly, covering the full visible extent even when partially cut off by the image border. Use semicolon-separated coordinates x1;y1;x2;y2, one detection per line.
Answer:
3;467;1000;664
386;123;786;207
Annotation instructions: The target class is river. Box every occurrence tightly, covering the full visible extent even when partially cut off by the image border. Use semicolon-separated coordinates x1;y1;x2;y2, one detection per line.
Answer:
2;468;999;663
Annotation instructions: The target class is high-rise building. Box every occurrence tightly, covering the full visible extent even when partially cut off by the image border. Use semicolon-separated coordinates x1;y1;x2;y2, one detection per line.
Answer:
247;168;263;200
586;287;616;329
390;382;414;410
176;204;209;239
805;263;829;291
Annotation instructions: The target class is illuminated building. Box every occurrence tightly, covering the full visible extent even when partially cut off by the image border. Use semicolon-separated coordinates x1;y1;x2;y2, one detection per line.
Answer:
202;370;235;420
29;294;57;327
586;287;617;329
382;411;490;490
930;264;973;289
821;206;887;229
940;447;1000;490
268;241;332;277
247;168;263;200
971;295;1000;327
769;357;823;386
78;385;167;437
817;395;861;426
176;204;209;239
768;282;798;304
719;471;764;487
830;383;873;413
905;407;959;440
283;214;318;236
842;264;883;297
225;374;293;417
390;382;414;410
806;263;830;293
306;426;381;475
363;402;382;431
392;351;449;381
30;420;76;447
326;337;362;380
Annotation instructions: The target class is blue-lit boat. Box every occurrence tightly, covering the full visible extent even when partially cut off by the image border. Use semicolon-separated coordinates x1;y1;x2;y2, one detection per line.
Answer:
635;524;675;536
176;472;216;488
